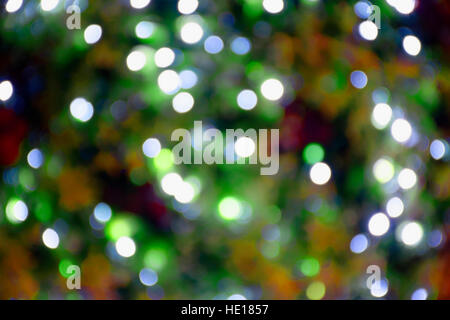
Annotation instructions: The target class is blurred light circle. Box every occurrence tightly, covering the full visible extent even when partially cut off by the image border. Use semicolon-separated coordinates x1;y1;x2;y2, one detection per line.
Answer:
309;162;332;185
6;0;23;13
368;213;390;236
27;148;44;169
228;294;247;300
390;118;412;143
139;268;158;286
204;36;224;54
218;197;242;220
41;0;59;11
231;37;251;55
397;168;417;190
161;173;183;195
6;199;28;223
158;70;180;94
395;0;415;15
262;0;284;14
179;70;198;89
399;221;423;246
174;182;195;203
403;35;421;56
172;92;194;113
354;1;372;19
130;0;151;9
386;197;404;218
135;21;155;39
371;279;388;298
154;47;175;68
261;78;284;101
428;230;443;248
350;234;369;254
306;281;326;300
411;288;427;300
42;228;59;249
372;158;394;184
0;80;13;102
143;138;162;158
235;137;256;158
371;103;392;129
237;89;257;110
94;202;112;223
126;50;147;71
177;0;198;15
70;97;94;122
180;22;203;44
358;21;378;41
116;236;136;257
84;24;102;44
430;139;446;160
350;70;368;89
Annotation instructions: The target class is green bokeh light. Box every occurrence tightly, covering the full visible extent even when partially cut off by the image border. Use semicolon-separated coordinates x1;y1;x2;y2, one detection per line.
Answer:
303;143;325;165
299;257;320;277
218;197;242;220
153;148;174;171
59;259;73;278
144;247;168;271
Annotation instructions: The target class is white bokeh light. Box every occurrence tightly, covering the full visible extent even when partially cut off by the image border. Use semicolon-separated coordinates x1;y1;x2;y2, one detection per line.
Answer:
70;97;94;122
371;279;389;298
403;35;421;56
174;181;195;203
158;70;180;94
179;70;198;89
237;90;258;110
161;173;183;196
391;118;412;143
397;168;417;190
398;221;423;247
0;80;13;102
130;0;151;9
371;103;392;129
6;199;28;223
84;24;102;44
395;0;416;15
386;197;404;218
235;137;256;158
262;0;284;14
358;21;378;41
6;0;23;13
154;47;175;68
368;213;390;237
177;0;198;15
172;92;194;113
261;78;284;101
135;21;155;39
126;50;147;72
142;138;162;158
180;22;204;44
309;162;332;185
116;236;136;257
41;0;59;12
373;158;395;184
42;228;60;249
